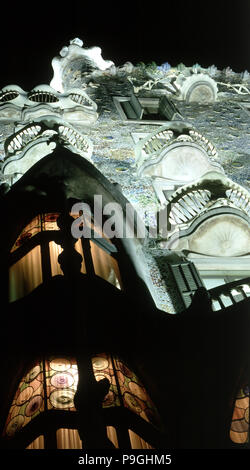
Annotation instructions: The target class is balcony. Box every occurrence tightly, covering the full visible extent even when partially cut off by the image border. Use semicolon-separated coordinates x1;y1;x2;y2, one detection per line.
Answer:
208;277;250;311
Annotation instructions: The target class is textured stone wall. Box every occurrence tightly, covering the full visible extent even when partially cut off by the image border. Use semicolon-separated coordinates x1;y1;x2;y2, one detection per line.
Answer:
0;42;249;314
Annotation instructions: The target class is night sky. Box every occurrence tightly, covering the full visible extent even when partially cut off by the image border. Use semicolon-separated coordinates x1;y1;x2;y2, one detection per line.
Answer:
0;2;249;89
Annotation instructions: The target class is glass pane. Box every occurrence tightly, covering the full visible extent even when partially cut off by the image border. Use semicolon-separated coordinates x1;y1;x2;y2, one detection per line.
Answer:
56;428;82;449
56;428;117;449
107;426;118;448
90;241;121;288
9;245;42;302
11;215;42;253
92;354;160;428
49;240;86;276
3;362;44;438
230;386;249;444
129;429;154;449
26;435;45;449
45;358;78;411
92;354;120;408
49;241;63;276
113;357;161;428
11;213;60;254
42;213;60;231
4;355;160;448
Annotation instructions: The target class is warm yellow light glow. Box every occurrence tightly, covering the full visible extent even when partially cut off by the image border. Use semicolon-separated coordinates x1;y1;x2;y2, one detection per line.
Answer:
129;429;154;449
9;245;42;302
90;241;121;288
49;240;86;276
49;241;63;276
56;428;82;449
26;435;45;449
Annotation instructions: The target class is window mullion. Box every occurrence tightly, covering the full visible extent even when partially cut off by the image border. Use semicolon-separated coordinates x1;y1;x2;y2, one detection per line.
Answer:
115;426;132;449
42;358;48;412
40;240;52;281
42;358;57;449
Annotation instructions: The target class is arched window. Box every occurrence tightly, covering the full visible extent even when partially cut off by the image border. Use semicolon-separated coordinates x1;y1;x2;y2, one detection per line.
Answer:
230;385;249;445
9;212;122;302
2;354;161;449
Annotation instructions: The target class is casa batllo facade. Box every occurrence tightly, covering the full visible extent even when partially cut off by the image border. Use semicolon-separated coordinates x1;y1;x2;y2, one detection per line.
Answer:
0;38;249;450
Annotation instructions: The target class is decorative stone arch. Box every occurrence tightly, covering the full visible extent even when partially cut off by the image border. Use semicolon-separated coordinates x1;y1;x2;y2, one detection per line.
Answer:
140;139;217;180
0;84;98;124
0;84;25;104
158;170;250;232
168;210;250;257
135;122;221;194
2;116;93;185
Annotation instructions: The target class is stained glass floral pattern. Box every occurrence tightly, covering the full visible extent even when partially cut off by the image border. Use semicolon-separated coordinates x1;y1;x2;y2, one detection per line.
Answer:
3;362;44;438
11;216;42;252
230;386;249;444
11;214;60;253
3;358;78;439
42;213;60;232
92;354;120;408
46;358;78;411
115;357;160;427
4;355;160;440
92;354;160;427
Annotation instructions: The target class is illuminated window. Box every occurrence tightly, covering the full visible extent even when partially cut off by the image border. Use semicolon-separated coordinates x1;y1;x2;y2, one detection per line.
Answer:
9;213;121;302
91;354;160;426
3;355;160;449
26;435;45;449
56;429;82;449
230;386;249;445
129;430;154;449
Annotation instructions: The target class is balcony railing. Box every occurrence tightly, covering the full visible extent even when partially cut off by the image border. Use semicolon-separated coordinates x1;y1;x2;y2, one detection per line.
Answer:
208;277;250;311
164;171;250;231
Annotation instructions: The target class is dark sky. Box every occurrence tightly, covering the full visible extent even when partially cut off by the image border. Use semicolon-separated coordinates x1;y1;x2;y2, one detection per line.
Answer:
0;2;249;89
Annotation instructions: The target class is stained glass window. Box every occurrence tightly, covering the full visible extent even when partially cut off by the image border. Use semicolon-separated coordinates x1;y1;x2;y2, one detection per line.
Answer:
3;355;160;449
3;358;78;440
11;215;42;253
11;214;60;253
42;213;60;232
230;386;249;444
4;362;45;438
45;358;78;411
91;354;160;427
